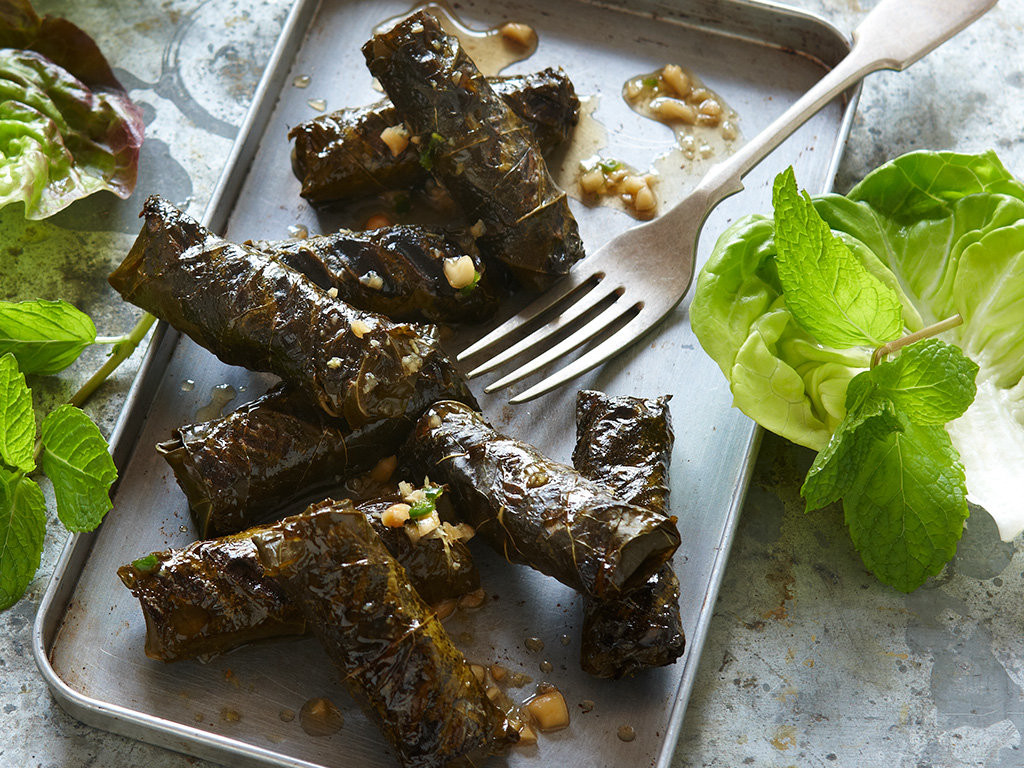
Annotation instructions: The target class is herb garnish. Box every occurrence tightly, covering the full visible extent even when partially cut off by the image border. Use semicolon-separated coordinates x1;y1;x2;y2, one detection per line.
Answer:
409;485;443;520
0;299;140;609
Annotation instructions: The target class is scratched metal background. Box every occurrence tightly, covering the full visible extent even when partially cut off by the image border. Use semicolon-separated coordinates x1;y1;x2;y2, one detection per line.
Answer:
2;1;1024;767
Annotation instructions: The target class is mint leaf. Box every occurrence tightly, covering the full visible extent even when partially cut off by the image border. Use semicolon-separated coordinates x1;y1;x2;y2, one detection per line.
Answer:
0;353;35;472
802;395;901;512
772;168;904;348
0;300;97;375
40;405;116;532
871;339;978;424
0;468;46;610
841;417;968;592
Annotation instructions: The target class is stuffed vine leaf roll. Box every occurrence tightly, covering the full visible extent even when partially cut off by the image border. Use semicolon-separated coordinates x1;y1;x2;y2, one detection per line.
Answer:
364;11;585;290
118;488;480;662
159;350;476;538
249;223;500;324
252;500;518;768
573;390;685;679
108;196;440;426
405;400;680;599
290;67;580;205
117;528;304;662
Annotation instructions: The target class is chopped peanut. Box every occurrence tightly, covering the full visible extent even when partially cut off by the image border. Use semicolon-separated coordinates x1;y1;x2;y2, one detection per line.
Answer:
525;689;570;732
499;22;536;48
443;255;477;289
379;124;409;157
661;64;691;98
381;503;411;527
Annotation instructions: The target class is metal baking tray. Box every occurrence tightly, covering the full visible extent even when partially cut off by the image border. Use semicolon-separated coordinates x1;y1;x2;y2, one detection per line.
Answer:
33;0;857;766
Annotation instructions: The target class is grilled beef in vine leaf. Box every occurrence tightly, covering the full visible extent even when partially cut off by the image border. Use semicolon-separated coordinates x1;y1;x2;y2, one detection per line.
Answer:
363;11;585;290
248;223;500;324
290;67;580;205
108;196;440;426
118;488;480;662
252;500;519;768
405;400;680;599
573;389;685;679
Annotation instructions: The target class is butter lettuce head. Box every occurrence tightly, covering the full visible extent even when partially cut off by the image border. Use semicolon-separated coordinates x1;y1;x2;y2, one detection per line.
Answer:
0;0;144;219
692;150;1024;540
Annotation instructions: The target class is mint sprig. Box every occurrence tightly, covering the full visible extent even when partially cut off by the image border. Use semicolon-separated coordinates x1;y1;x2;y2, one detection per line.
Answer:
0;299;126;609
774;168;982;592
801;339;977;591
772;168;904;348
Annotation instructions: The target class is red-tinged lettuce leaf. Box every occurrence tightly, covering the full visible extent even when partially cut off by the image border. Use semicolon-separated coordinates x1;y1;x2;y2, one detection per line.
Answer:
0;0;143;219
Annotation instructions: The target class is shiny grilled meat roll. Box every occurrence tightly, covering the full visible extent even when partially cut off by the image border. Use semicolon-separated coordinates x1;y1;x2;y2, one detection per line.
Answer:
573;389;685;679
248;223;500;324
290;67;580;205
252;500;519;768
405;400;680;599
159;349;476;538
118;491;480;662
364;11;585;290
108;196;440;426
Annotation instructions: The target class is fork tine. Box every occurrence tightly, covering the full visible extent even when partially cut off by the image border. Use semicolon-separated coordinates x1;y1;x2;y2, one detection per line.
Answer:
507;312;656;403
465;282;622;378
457;269;601;361
483;298;638;393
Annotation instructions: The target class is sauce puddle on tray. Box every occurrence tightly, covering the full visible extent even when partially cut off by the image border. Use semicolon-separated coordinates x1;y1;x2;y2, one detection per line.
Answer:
375;2;538;78
557;64;742;220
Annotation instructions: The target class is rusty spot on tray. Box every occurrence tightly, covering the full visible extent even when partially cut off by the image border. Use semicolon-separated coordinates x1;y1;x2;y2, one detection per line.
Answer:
769;725;797;751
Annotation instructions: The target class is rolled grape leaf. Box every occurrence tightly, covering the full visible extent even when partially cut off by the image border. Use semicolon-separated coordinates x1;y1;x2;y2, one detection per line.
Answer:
252;500;519;767
572;390;685;679
109;196;440;426
364;11;585;290
249;224;500;324
117;489;478;662
0;0;143;218
405;400;680;599
289;67;580;205
159;353;477;538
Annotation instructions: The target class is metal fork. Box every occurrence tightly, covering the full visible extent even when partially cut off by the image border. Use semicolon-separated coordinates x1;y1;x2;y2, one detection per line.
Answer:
458;0;997;402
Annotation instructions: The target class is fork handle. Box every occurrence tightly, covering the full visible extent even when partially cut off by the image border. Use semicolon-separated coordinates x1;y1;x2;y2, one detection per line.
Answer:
687;0;998;206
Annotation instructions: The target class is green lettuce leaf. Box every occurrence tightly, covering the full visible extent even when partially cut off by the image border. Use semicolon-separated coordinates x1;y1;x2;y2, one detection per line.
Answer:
692;149;1024;553
0;0;143;219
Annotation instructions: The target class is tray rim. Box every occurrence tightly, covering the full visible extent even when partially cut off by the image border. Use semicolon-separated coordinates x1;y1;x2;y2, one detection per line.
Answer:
31;0;860;765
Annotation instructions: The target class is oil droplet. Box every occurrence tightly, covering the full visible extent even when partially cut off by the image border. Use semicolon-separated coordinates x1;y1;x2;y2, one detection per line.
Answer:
617;724;636;742
292;74;311;88
559;633;571;646
524;636;544;653
539;660;553;674
300;697;344;737
287;223;309;239
307;98;326;112
579;699;595;714
220;707;241;723
180;378;195;392
279;708;295;722
195;384;237;422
